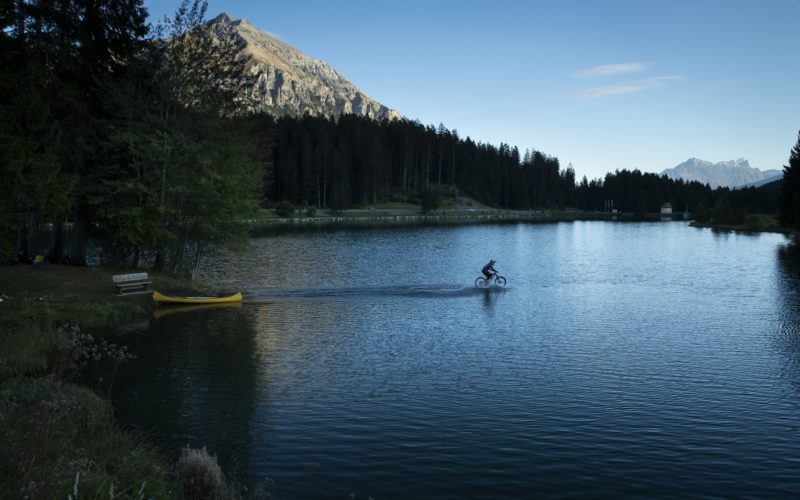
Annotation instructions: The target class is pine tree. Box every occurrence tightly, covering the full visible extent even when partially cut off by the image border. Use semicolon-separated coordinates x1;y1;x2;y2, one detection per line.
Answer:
779;131;800;229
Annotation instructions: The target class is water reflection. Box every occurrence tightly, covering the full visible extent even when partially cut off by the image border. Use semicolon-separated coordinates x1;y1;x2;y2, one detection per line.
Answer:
113;306;259;480
112;223;800;496
481;287;506;311
774;239;800;390
151;301;243;320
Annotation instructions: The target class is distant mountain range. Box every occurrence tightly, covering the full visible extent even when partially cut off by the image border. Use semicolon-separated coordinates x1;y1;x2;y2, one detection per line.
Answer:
205;13;401;120
660;158;782;189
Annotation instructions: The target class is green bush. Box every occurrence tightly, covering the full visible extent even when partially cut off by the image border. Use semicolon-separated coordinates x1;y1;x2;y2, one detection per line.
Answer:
743;213;765;231
273;201;294;217
710;198;735;224
306;205;317;217
420;190;441;213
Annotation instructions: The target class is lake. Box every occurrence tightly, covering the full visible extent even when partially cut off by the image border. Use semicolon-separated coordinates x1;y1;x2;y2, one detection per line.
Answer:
112;221;800;498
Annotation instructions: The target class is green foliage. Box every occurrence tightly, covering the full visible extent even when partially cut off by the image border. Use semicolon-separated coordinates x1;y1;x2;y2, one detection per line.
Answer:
711;198;735;224
153;0;250;115
693;202;708;222
0;61;75;262
260;115;567;211
274;201;295;217
420;189;442;213
0;295;145;380
779;131;800;229
0;0;152;264
329;177;352;214
743;213;765;231
0;0;262;273
0;316;66;379
0;377;178;499
306;205;317;217
574;168;778;218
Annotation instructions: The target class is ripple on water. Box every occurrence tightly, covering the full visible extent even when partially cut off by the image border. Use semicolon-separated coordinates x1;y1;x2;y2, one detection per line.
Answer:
112;223;800;497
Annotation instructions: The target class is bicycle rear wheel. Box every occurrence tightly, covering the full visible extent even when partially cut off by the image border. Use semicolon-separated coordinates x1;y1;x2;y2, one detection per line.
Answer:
475;277;488;288
494;276;507;287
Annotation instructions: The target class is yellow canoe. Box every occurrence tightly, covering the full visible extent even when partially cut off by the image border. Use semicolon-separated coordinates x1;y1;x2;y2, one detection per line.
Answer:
152;291;243;304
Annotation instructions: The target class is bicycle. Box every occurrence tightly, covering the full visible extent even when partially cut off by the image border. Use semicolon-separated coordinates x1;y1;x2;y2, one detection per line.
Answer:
474;273;507;288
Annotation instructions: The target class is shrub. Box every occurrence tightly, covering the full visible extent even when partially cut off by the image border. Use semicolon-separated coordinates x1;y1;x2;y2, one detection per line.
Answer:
710;198;735;224
743;213;765;231
306;205;317;217
420;190;441;213
177;446;224;500
273;201;294;217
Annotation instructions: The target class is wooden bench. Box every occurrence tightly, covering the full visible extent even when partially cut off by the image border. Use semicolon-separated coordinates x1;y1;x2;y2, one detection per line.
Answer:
112;272;152;296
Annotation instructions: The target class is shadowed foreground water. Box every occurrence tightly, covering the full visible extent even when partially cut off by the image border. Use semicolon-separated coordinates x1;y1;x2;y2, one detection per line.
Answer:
113;222;800;498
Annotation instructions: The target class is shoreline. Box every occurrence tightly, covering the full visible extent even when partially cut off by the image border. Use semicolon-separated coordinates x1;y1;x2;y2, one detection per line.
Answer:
0;265;195;498
248;208;693;228
689;221;793;234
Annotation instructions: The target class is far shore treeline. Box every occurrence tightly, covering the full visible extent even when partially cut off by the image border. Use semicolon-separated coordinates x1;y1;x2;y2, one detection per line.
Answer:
1;0;797;276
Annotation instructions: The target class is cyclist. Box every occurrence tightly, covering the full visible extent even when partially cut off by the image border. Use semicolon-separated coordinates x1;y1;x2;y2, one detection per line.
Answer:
482;259;497;281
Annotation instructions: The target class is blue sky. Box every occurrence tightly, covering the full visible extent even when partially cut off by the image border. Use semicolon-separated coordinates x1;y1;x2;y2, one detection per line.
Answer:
146;0;800;180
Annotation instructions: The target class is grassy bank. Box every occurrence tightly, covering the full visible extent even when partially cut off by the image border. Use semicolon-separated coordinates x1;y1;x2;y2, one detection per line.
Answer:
690;214;792;234
1;376;177;498
0;265;195;498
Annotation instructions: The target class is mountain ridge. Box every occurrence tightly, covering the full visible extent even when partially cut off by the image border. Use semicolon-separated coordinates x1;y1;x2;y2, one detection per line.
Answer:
206;13;401;120
660;158;781;189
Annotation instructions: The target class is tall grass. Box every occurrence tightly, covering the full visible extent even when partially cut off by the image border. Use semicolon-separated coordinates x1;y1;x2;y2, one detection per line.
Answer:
0;377;177;498
0;293;145;379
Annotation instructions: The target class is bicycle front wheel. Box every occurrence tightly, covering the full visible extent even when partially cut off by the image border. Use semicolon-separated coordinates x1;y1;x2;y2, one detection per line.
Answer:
494;276;507;287
475;277;488;288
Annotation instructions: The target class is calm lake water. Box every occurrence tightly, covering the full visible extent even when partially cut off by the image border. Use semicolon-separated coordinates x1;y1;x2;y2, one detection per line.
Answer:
113;221;800;498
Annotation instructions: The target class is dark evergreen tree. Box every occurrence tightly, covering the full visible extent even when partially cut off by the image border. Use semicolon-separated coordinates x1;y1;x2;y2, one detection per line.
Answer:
779;131;800;229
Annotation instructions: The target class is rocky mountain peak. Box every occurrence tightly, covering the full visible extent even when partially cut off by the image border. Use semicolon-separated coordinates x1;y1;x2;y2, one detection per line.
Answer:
210;12;236;25
660;158;780;189
204;13;401;121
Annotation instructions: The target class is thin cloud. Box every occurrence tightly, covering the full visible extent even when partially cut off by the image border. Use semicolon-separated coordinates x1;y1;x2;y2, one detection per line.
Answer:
568;76;682;100
574;62;646;78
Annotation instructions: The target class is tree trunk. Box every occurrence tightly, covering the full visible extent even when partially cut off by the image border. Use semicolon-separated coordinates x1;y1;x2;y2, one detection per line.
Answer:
15;227;27;263
438;145;442;186
191;243;204;281
16;0;24;39
26;211;38;260
154;251;165;271
451;146;456;185
174;225;192;274
49;221;64;263
322;153;328;208
69;205;87;266
402;156;408;194
425;154;430;190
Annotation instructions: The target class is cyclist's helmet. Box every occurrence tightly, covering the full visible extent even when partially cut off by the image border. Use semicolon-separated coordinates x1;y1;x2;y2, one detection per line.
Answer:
490;259;496;265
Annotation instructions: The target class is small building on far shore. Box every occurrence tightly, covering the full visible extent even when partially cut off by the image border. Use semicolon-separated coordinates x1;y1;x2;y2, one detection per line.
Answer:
660;202;673;221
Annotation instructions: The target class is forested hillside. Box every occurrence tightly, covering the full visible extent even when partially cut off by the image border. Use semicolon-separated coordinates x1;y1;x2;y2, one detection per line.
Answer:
261;114;567;210
260;114;779;219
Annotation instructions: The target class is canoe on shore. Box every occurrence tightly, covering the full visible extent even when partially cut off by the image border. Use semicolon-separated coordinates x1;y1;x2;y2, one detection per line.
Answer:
152;291;243;304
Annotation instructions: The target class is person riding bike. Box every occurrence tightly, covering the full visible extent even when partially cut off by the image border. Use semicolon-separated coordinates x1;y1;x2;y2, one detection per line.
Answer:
482;259;497;281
